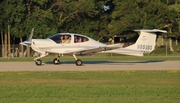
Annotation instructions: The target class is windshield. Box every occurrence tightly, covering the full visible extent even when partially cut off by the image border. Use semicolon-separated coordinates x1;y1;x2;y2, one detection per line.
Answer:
49;34;71;44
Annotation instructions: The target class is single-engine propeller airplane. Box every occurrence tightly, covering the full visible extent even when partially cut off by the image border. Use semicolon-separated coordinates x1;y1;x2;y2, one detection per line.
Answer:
20;29;167;66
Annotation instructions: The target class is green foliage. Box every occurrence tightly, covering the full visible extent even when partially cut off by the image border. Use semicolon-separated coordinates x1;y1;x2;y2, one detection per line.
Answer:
169;3;180;34
32;0;48;6
0;0;26;34
0;0;180;40
110;0;168;35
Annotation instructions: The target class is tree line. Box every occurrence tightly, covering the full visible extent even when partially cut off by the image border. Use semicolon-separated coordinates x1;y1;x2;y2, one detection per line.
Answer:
0;0;180;57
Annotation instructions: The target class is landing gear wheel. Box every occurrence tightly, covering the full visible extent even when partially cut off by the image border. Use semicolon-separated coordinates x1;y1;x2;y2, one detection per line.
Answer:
53;58;60;65
35;59;42;66
75;59;82;66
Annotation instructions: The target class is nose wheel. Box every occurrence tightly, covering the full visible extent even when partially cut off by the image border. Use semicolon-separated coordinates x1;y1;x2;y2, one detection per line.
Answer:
34;52;48;66
35;59;42;66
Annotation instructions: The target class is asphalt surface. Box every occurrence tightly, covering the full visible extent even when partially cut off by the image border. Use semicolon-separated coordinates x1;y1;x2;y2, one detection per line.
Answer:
0;60;180;71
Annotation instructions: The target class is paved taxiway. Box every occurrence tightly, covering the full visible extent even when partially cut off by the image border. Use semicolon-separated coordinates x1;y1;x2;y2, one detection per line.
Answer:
0;61;180;71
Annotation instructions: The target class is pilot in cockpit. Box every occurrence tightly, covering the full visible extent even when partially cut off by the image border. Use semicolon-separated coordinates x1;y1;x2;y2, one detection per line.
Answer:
59;35;64;43
62;35;70;44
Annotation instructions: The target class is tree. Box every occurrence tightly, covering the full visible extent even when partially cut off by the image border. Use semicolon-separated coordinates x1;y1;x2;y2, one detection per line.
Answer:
55;0;100;39
168;3;180;46
108;0;168;41
163;2;180;52
0;0;180;57
0;0;26;57
24;0;58;38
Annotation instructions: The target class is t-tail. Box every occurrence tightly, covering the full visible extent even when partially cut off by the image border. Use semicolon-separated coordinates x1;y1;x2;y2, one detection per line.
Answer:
20;28;34;46
104;29;167;56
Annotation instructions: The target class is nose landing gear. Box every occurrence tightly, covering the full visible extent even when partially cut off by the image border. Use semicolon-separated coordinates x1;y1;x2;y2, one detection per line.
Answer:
34;52;48;66
53;58;60;65
35;59;42;66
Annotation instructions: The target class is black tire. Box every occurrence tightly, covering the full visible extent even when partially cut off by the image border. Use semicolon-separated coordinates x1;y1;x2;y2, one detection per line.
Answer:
53;58;60;65
35;59;42;66
75;59;82;66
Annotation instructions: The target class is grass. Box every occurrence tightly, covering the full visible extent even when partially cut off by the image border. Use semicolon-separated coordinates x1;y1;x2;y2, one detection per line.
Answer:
0;71;180;103
0;54;180;102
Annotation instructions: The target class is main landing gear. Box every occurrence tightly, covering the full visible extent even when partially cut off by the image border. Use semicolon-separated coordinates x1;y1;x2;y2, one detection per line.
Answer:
75;59;82;66
34;53;83;66
73;54;83;66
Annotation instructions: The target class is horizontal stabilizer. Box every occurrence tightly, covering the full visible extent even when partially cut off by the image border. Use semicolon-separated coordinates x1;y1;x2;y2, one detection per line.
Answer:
134;29;167;33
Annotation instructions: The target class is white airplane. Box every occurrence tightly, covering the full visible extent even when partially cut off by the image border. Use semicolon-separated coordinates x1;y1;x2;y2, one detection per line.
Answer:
20;29;167;66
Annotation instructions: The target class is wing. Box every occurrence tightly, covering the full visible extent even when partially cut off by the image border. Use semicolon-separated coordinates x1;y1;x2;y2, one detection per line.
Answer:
74;43;124;55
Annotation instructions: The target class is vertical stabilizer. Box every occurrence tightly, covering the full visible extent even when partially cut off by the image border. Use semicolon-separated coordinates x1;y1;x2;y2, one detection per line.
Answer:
125;31;156;53
104;29;167;56
128;29;167;53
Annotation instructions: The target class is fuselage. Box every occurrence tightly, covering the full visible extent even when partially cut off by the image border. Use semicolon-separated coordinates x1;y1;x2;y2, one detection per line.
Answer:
31;33;106;54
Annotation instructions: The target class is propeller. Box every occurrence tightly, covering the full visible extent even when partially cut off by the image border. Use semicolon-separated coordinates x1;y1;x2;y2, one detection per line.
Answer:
19;28;34;46
29;28;34;41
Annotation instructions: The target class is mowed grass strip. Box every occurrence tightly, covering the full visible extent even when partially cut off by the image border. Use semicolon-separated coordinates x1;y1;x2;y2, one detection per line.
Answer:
0;71;180;103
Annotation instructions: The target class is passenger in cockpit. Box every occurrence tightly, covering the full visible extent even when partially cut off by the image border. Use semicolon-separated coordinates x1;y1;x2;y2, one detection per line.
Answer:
77;37;82;43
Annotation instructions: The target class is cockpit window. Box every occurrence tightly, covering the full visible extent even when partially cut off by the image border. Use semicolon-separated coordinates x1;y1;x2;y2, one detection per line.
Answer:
49;34;60;43
49;34;71;44
74;35;89;43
